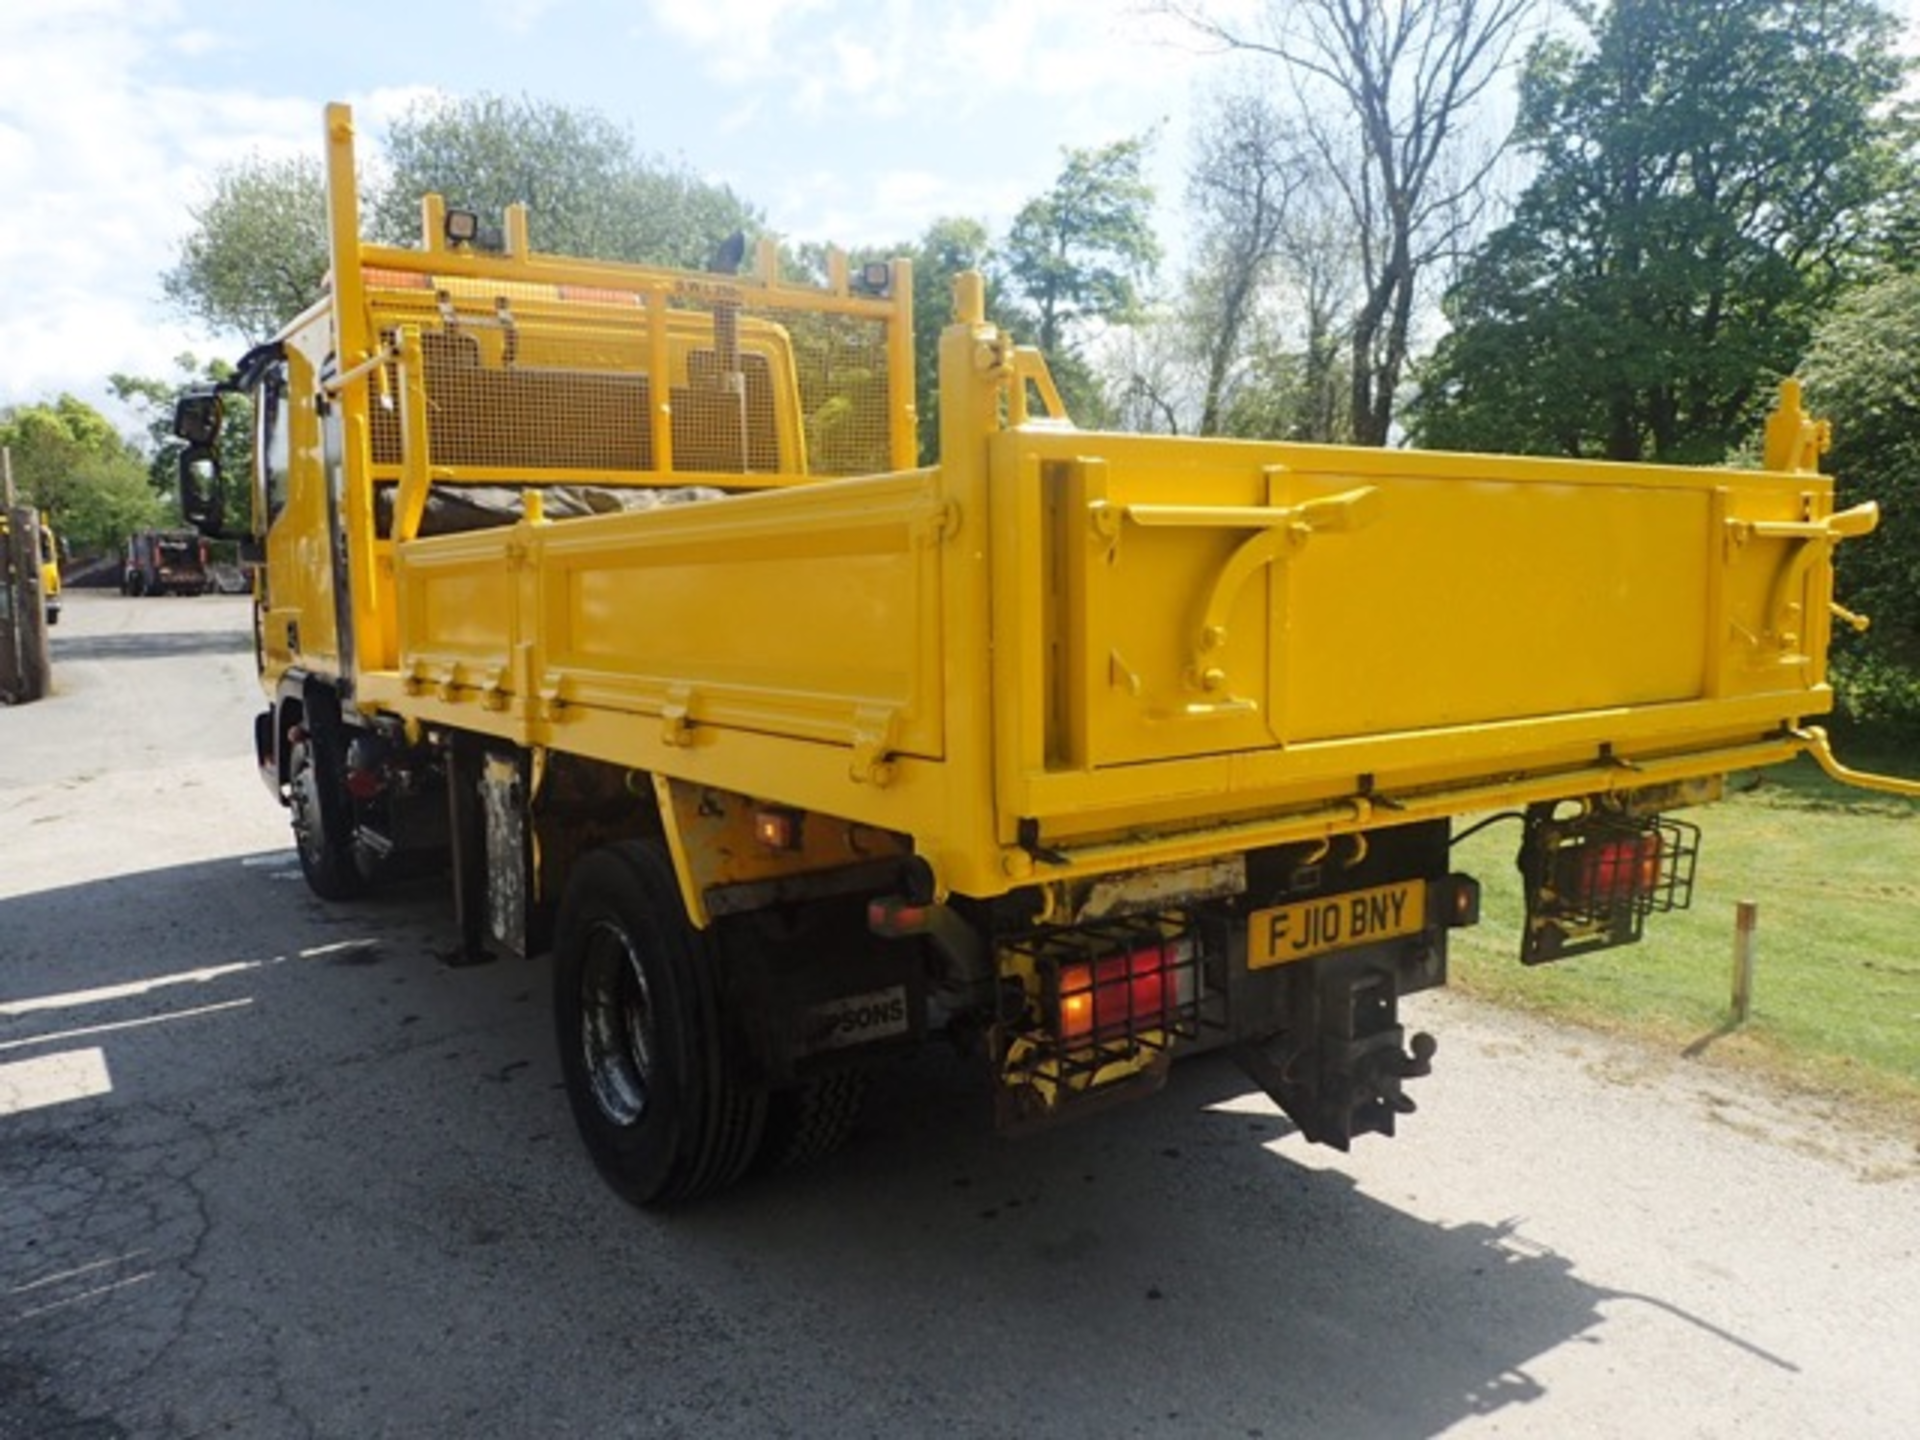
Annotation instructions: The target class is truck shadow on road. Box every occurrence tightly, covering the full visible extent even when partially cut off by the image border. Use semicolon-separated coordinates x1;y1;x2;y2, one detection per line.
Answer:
48;628;254;663
1;850;1790;1439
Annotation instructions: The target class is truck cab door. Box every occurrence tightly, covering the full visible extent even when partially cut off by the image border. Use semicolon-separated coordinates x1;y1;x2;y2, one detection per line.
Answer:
253;349;341;679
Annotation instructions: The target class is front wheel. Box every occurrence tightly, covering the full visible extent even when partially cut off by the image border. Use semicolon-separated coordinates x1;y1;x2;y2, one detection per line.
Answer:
553;842;766;1208
287;704;364;901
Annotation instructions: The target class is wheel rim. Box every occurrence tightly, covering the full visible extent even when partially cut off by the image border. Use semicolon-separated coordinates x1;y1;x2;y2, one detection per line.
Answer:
289;742;325;866
580;919;657;1128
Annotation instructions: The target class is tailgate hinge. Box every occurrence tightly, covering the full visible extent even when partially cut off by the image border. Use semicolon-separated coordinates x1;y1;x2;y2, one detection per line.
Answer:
850;705;898;786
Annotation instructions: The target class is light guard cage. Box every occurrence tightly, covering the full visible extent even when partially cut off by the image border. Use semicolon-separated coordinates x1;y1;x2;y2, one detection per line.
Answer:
1002;912;1205;1089
1520;810;1700;965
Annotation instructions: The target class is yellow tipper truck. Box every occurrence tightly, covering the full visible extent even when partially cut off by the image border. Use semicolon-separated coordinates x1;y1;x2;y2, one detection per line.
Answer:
175;103;1917;1206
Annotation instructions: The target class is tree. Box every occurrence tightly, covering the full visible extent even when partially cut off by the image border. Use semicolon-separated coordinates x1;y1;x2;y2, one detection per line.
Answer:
110;356;245;500
164;95;767;345
1165;0;1537;445
1803;274;1920;656
1416;0;1912;462
0;397;162;551
1798;271;1920;737
161;154;331;341
58;452;169;557
999;137;1161;422
1185;92;1306;436
1103;306;1195;435
371;93;761;269
1145;85;1360;443
903;217;996;462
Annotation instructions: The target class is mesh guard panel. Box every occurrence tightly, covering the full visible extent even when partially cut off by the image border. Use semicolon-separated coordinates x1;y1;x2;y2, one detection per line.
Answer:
364;284;896;486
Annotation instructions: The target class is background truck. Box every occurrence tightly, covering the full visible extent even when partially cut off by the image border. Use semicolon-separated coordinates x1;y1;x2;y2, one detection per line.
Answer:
123;528;210;596
174;102;1915;1208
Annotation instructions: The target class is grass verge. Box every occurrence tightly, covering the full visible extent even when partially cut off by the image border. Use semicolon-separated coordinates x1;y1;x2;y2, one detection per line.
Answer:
1445;748;1920;1135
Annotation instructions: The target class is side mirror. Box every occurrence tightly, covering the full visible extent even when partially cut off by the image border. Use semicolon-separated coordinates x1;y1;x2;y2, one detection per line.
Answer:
178;444;226;537
173;390;223;447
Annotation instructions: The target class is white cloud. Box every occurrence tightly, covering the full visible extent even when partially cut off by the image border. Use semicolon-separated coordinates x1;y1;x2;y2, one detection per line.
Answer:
764;162;1029;250
0;2;234;411
643;0;1199;126
0;0;433;419
484;0;564;35
641;0;837;85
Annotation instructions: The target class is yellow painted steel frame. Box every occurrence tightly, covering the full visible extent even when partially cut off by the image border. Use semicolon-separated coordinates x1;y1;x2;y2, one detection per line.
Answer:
313;101;917;691
363;269;1886;914
296;103;1899;932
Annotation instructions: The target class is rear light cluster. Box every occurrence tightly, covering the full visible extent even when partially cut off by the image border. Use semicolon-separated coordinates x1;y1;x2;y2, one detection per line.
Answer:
1572;832;1663;910
1057;943;1181;1045
1521;809;1700;964
1553;818;1696;924
1008;916;1202;1057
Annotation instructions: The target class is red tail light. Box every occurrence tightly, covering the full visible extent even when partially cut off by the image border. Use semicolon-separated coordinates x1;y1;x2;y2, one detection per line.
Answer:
1574;833;1662;908
1058;944;1174;1045
343;767;385;802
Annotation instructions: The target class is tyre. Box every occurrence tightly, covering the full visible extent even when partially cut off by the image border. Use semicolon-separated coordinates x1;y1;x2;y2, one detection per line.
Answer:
553;841;766;1208
287;698;365;901
758;1070;867;1172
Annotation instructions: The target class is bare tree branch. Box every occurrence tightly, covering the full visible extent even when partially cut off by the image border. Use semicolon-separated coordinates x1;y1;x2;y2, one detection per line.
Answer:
1158;0;1536;443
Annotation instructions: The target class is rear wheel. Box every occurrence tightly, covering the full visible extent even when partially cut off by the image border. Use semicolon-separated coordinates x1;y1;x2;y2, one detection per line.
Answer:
554;841;766;1207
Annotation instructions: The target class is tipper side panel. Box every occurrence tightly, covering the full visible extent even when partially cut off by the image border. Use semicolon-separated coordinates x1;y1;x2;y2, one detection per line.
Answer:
383;468;954;798
992;430;1839;842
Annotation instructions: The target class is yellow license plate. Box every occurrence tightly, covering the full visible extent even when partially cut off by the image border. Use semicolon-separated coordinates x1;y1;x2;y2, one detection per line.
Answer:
1248;881;1427;969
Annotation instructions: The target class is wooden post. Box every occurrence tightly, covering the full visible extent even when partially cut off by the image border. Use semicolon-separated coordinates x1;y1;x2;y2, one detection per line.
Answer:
1;448;53;705
1731;900;1758;1024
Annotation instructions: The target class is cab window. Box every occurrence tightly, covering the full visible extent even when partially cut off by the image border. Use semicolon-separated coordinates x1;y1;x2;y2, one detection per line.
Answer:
255;363;291;524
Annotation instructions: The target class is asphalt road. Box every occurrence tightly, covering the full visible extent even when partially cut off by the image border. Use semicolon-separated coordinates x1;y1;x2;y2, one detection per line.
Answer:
3;591;1916;1439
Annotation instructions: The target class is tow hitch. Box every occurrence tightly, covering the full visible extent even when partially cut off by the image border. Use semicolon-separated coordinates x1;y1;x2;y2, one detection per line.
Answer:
1233;953;1438;1150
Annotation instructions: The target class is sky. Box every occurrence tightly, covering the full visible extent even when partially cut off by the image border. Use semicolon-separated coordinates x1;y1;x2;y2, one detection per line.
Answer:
0;0;1224;429
2;0;1917;435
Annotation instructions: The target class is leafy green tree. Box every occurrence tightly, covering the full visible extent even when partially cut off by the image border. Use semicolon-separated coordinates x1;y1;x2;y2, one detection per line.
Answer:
906;217;997;461
0;396;162;551
371;93;761;269
162;154;331;341
58;453;168;556
999;138;1161;422
1416;0;1912;462
164;95;767;345
110;356;245;500
1802;273;1920;730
